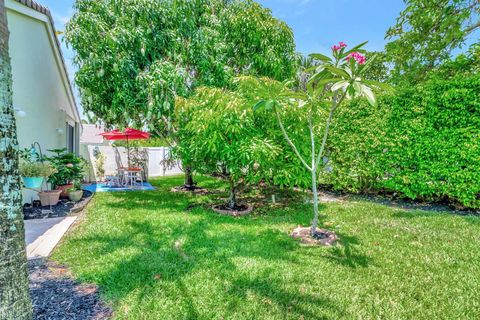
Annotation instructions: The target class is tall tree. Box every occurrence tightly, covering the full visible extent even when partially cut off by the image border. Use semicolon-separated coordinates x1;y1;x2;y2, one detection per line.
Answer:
0;0;33;318
65;0;296;188
386;0;480;83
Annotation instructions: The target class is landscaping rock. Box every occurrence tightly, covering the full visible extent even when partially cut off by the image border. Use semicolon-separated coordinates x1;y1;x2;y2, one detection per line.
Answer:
291;226;338;246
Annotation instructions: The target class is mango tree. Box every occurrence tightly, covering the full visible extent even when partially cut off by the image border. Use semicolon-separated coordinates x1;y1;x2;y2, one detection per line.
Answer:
254;42;392;236
65;0;296;189
175;87;280;209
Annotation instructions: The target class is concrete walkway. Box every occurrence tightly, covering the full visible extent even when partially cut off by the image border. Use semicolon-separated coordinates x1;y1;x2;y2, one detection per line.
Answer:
24;217;77;260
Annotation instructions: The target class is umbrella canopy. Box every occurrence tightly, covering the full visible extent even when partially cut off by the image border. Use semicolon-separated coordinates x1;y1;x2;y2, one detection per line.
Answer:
100;128;150;167
100;128;150;141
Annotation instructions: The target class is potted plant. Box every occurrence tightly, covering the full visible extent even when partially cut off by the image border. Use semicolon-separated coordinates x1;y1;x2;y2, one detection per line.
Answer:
19;161;56;189
46;148;86;198
67;181;84;202
38;190;62;207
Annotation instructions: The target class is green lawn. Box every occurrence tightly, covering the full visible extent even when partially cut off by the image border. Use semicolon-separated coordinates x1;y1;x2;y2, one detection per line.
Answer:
53;176;480;319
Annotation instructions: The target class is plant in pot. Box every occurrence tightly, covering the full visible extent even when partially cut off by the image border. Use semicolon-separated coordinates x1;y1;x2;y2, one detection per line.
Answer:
67;181;84;202
46;148;86;198
19;161;56;189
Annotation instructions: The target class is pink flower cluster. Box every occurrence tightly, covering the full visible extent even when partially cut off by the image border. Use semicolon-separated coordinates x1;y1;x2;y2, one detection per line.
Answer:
332;41;347;51
346;52;366;65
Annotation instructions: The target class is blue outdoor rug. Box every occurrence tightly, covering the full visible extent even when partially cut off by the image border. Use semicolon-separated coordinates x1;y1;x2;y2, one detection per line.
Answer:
83;182;155;193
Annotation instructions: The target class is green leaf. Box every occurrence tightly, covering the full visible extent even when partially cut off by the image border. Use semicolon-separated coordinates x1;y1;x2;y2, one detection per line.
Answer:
345;41;368;55
309;53;332;63
252;99;266;111
362;85;377;106
325;66;350;79
331;80;349;92
363;79;395;93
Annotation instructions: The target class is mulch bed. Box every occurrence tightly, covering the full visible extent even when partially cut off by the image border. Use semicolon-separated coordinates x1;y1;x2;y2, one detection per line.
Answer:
171;185;211;195
24;190;93;220
291;226;338;246
29;261;112;320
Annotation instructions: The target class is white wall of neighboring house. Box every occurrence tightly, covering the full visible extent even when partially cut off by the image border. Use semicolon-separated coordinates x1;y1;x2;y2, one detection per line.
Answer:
6;0;82;203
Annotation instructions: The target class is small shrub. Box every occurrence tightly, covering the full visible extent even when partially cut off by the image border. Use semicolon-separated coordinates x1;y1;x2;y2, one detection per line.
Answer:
19;161;56;178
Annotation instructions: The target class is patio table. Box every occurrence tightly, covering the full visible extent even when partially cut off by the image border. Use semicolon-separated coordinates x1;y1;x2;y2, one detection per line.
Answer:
119;167;144;187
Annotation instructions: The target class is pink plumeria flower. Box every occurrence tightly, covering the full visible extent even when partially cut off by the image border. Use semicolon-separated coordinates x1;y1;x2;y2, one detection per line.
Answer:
346;52;366;65
66;163;74;168
332;41;347;52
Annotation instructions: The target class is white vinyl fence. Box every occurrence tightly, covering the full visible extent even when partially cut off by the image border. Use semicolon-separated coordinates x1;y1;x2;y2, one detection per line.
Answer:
82;145;182;182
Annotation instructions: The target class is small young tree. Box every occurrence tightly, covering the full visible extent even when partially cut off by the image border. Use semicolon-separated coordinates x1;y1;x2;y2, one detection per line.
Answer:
175;87;279;209
253;42;392;236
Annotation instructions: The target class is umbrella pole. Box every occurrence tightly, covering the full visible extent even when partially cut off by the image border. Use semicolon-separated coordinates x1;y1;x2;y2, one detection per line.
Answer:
127;136;130;168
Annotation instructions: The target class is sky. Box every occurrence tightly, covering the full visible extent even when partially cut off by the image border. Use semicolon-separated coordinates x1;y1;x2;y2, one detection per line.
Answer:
39;0;407;115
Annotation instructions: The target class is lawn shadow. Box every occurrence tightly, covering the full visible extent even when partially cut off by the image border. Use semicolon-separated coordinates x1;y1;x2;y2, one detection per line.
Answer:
59;177;369;318
392;208;480;225
322;233;371;269
62;214;302;304
227;273;345;319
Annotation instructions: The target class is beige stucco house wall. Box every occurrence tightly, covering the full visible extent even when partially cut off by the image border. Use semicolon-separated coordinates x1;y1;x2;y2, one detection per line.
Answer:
6;0;82;202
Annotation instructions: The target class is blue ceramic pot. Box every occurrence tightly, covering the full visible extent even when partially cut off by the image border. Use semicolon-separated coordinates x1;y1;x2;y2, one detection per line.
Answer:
23;177;44;189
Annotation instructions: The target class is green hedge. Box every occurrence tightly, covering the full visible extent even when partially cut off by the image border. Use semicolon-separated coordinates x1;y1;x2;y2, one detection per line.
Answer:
322;74;480;208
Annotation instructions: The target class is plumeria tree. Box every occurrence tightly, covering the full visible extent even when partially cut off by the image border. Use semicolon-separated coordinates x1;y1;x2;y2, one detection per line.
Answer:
254;42;392;237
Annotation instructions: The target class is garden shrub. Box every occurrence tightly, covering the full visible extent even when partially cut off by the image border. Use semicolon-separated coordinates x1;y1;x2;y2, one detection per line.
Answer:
323;74;480;208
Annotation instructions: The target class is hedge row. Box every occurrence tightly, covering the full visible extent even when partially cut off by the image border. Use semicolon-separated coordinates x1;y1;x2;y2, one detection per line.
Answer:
322;74;480;208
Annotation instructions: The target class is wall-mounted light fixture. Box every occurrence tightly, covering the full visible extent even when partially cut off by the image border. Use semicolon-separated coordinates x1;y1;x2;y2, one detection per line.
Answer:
13;107;27;118
56;128;64;135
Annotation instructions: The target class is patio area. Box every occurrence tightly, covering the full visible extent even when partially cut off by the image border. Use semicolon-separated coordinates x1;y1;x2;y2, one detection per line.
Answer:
83;182;155;193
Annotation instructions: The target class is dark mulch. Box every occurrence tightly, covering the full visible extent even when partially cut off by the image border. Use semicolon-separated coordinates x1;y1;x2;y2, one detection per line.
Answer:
316;189;480;216
171;185;211;194
29;261;112;320
24;191;93;220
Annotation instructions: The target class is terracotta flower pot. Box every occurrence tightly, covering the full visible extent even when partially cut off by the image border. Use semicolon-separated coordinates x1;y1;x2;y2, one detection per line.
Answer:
56;184;73;198
38;190;62;207
68;190;83;202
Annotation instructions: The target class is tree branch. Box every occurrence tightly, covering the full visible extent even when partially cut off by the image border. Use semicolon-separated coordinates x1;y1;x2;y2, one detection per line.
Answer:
314;90;348;170
308;111;315;170
275;107;312;172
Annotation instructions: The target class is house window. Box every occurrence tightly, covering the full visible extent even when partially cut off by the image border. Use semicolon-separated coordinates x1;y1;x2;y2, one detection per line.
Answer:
67;123;75;153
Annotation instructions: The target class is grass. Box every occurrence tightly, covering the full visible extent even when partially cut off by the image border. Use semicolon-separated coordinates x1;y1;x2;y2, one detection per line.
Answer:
53;175;480;319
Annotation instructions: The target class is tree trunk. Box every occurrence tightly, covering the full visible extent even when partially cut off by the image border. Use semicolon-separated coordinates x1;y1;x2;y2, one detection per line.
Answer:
0;0;33;318
310;167;319;236
184;167;194;189
227;178;237;209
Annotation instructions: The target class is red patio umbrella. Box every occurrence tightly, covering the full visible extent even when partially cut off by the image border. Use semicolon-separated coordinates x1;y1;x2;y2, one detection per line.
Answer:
100;128;150;167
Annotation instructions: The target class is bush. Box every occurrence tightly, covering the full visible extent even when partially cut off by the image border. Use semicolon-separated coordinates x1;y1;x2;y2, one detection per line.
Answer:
19;161;56;178
323;74;480;208
46;149;87;187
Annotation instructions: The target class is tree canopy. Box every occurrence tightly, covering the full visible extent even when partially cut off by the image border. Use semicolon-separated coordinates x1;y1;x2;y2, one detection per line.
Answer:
66;0;297;137
386;0;480;83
